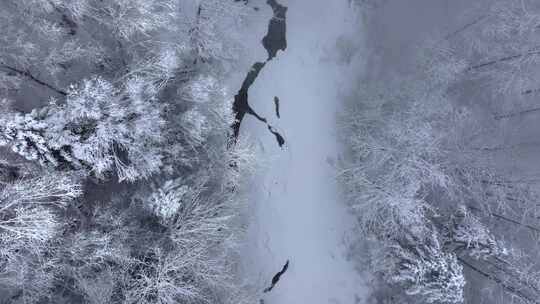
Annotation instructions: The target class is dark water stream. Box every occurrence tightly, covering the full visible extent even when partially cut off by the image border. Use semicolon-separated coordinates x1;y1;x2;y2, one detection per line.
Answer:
232;0;288;148
230;0;291;297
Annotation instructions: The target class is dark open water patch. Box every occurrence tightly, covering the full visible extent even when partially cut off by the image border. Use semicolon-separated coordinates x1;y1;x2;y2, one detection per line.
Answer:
274;96;280;118
262;0;288;61
231;0;288;148
263;260;290;293
268;126;285;148
232;62;268;139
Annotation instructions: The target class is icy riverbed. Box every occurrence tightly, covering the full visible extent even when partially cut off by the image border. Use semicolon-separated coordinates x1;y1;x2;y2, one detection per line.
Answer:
232;0;369;303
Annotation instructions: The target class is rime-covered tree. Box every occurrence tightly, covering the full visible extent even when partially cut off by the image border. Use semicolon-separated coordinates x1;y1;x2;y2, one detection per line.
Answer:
0;76;165;181
0;172;81;303
375;235;465;304
340;27;540;302
0;0;255;303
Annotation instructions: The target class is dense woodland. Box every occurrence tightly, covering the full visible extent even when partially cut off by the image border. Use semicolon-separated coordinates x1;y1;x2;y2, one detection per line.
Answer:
3;0;540;304
341;1;540;303
0;1;255;303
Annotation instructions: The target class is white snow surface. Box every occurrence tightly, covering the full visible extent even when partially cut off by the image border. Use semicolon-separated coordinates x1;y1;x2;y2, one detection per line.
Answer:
233;0;369;303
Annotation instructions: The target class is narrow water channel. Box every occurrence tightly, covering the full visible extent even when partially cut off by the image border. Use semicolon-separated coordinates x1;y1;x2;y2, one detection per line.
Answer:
232;0;288;148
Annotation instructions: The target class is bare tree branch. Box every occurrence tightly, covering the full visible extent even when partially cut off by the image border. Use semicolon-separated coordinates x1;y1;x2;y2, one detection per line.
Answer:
467;205;540;234
458;257;539;304
443;15;487;41
494;107;540;120
466;48;540;72
0;64;67;96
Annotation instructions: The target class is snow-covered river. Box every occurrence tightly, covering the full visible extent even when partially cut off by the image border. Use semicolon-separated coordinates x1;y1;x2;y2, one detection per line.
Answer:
232;0;368;303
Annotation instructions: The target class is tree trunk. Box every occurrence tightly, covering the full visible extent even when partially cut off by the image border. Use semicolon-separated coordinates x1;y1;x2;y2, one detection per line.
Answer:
0;64;67;96
458;257;539;304
467;49;540;72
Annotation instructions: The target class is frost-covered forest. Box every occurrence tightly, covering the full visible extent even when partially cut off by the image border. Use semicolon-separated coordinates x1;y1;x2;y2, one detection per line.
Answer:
2;0;540;303
0;1;255;303
341;0;540;303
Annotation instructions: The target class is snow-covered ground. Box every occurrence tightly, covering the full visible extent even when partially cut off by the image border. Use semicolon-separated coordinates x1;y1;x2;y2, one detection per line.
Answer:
233;0;369;303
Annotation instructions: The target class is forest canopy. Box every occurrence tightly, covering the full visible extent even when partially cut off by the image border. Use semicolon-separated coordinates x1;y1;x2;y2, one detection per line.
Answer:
341;1;540;303
0;1;255;303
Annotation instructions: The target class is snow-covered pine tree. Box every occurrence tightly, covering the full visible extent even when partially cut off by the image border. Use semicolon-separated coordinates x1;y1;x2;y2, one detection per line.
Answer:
0;76;164;181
